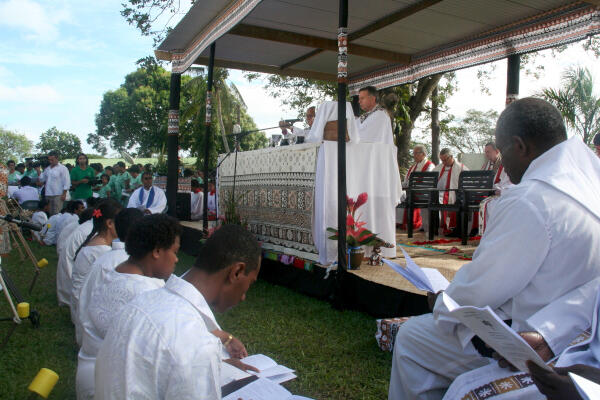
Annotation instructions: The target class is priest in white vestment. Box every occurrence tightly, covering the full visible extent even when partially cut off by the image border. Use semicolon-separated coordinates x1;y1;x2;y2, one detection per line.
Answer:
443;277;600;399
280;106;315;143
190;179;204;221
388;98;600;400
432;148;469;235
356;86;394;144
127;172;167;214
95;224;262;400
57;218;93;307
397;145;435;231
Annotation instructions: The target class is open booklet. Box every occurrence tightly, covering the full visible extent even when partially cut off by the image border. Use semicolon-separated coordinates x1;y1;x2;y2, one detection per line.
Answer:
223;377;313;400
440;293;552;372
382;247;449;293
242;354;297;384
569;373;600;400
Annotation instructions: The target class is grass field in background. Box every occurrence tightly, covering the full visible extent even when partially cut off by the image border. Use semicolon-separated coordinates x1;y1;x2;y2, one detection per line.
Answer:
0;240;391;399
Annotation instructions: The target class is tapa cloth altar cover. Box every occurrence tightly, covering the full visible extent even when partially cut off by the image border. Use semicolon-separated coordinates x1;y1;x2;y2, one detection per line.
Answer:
217;142;402;265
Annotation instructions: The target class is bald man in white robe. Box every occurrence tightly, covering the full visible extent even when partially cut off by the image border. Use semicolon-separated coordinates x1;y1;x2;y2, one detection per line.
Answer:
388;98;600;399
355;86;394;144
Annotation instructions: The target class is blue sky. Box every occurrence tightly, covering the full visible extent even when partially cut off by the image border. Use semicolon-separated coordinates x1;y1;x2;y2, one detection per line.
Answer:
0;0;598;156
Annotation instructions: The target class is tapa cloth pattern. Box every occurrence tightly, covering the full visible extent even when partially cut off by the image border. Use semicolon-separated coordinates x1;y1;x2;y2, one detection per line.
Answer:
217;143;320;255
375;317;411;352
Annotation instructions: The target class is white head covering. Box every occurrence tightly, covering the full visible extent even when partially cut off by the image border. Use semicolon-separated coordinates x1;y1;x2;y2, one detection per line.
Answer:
305;101;360;143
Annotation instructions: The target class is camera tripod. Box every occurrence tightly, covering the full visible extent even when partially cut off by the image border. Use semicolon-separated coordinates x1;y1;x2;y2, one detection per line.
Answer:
1;199;47;293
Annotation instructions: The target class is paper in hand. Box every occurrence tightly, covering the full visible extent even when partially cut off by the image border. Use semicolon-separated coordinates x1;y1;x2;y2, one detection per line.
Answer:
382;247;449;293
441;293;552;372
569;373;600;400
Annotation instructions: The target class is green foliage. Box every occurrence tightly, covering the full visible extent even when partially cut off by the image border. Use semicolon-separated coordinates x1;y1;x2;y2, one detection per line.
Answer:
441;109;499;154
36;127;82;159
120;0;191;46
541;66;600;145
0;241;391;400
0;127;33;162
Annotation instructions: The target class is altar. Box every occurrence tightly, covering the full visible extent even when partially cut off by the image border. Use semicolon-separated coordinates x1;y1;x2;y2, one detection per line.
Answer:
217;142;402;265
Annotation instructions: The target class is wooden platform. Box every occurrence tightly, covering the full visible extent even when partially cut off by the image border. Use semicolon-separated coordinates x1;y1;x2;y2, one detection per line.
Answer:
180;221;477;297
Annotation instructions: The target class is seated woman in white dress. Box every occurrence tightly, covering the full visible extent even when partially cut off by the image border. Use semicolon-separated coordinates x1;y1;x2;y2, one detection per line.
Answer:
76;213;177;400
70;199;123;344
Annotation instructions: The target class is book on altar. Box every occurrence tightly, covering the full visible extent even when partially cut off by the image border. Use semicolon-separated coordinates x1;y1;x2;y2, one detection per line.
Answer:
382;247;449;293
223;377;314;400
440;292;552;373
569;373;600;400
241;354;297;384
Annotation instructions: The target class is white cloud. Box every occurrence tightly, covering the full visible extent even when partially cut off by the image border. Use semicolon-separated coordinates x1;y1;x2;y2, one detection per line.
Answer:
0;0;71;41
0;83;62;103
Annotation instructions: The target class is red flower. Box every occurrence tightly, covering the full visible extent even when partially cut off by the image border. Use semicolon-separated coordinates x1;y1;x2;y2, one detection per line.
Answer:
92;209;102;218
355;192;368;210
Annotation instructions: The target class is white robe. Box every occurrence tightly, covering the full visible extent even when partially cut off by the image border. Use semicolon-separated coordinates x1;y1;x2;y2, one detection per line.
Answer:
56;212;78;240
207;192;217;216
76;267;164;400
304;101;360;144
31;211;48;242
389;137;600;399
95;275;222;400
444;277;600;400
71;244;112;345
127;185;167;214
56;220;92;307
356;106;393;144
191;191;204;220
433;161;467;205
42;213;63;246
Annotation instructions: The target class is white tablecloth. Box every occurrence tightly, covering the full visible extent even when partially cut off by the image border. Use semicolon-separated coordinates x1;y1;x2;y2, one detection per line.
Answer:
314;141;402;265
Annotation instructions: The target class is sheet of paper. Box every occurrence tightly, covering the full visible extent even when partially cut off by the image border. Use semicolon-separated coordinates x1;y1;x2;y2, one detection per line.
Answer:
222;377;292;400
220;361;251;386
383;247;449;292
268;372;297;384
570;373;600;400
441;293;552;372
256;364;295;379
242;354;278;371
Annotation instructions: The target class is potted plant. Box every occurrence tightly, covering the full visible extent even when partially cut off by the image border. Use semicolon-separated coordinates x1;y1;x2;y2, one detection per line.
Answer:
327;192;382;270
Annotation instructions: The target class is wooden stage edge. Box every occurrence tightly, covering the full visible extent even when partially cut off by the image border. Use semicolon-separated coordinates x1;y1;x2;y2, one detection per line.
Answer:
180;221;477;297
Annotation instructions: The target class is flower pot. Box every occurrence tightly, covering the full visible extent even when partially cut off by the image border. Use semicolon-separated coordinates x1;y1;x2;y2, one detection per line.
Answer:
348;246;365;270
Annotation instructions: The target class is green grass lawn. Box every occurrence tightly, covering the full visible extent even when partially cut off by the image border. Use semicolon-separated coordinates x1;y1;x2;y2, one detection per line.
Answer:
0;240;392;399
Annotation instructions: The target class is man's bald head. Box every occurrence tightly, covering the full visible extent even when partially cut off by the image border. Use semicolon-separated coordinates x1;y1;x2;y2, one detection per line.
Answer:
495;97;567;183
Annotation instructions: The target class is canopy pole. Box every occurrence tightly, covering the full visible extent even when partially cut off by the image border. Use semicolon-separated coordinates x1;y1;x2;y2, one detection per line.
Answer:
166;72;181;217
506;54;520;106
203;43;216;231
337;0;348;270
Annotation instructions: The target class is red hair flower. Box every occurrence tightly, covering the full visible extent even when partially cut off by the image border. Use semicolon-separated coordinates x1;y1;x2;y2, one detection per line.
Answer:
92;209;103;218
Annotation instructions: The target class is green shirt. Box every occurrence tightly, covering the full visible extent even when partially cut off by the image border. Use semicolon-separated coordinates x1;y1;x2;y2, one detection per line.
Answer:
129;174;142;191
70;166;95;200
97;183;111;198
8;171;22;185
109;174;124;200
25;169;38;179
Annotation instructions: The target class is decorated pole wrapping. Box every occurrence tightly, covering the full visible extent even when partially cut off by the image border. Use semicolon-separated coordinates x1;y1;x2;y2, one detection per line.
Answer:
337;0;348;270
506;54;520;106
166;72;181;217
203;43;216;231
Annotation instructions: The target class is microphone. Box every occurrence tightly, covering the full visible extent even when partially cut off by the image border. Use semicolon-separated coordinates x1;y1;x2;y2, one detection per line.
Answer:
0;215;42;231
284;118;302;124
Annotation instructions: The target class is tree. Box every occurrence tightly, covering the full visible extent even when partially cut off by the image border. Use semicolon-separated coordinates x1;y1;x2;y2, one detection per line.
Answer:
36;127;82;159
441;109;498;154
541;66;600;145
91;62;266;168
0;128;33;162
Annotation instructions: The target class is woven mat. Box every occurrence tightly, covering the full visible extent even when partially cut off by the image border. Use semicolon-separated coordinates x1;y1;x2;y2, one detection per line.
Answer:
347;232;476;295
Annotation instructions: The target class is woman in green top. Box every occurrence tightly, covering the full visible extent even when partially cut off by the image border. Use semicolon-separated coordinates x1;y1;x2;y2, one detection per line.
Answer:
97;174;111;198
70;153;95;201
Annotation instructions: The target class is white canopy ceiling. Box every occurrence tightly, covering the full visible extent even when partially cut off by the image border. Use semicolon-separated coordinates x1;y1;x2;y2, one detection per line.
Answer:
156;0;600;92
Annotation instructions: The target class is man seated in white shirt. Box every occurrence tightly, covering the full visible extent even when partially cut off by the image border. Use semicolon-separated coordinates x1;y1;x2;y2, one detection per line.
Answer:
388;98;600;399
95;224;262;399
190;179;204;221
11;176;40;204
31;199;49;242
127;171;167;214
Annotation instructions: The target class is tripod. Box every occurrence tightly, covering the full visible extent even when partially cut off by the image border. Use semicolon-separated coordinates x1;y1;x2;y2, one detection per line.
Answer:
0;250;41;349
0;199;47;293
